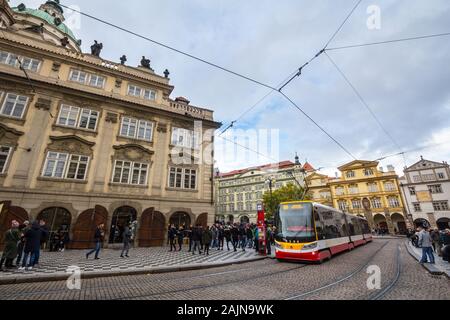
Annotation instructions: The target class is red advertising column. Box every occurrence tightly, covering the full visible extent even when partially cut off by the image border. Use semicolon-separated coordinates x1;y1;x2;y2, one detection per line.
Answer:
257;203;266;256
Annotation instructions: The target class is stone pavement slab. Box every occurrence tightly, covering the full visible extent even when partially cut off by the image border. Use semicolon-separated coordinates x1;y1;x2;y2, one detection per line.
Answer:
0;247;265;284
405;241;450;278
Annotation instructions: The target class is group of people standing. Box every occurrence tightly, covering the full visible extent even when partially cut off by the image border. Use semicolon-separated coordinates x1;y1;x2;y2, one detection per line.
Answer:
167;222;276;256
408;226;450;264
0;220;49;272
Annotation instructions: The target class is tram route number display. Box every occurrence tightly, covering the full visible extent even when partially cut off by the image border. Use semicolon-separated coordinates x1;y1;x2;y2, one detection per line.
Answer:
177;304;275;318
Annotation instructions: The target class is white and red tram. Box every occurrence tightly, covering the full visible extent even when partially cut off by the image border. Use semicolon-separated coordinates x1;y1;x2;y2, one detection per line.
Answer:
274;201;372;263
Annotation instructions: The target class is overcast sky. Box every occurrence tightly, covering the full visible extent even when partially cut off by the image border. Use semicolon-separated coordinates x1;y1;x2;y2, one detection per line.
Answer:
12;0;450;176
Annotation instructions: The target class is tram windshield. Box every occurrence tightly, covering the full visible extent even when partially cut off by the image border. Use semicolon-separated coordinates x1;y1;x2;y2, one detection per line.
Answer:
275;202;316;242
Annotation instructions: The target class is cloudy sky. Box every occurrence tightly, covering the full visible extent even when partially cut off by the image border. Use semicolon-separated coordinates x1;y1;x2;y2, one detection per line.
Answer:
12;0;450;176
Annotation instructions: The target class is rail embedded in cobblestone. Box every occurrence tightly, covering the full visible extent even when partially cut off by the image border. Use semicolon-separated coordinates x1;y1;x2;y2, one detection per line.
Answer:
284;241;389;300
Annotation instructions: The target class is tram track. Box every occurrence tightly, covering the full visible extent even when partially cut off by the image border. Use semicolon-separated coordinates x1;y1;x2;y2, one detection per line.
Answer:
284;241;390;300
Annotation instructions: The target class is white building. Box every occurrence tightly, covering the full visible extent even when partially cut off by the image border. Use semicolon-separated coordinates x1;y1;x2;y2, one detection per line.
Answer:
399;157;450;230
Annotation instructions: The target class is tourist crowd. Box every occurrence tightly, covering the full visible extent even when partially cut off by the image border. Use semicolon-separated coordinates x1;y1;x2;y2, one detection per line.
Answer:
407;227;450;264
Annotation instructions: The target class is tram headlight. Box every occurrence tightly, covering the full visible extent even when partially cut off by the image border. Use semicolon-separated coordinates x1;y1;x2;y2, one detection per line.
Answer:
302;242;318;250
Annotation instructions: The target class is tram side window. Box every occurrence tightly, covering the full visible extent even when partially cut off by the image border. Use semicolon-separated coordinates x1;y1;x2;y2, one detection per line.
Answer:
351;217;363;235
314;208;325;240
361;220;370;234
320;210;340;239
340;214;349;237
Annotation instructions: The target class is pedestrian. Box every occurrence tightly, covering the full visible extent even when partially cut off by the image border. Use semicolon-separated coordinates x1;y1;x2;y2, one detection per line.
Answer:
168;224;177;252
15;221;30;267
246;226;253;249
33;220;49;267
120;225;132;258
231;224;239;252
19;221;43;271
254;227;259;253
186;225;193;252
430;228;441;255
239;224;247;252
418;226;435;264
217;225;224;251
177;226;185;251
224;225;232;251
266;226;273;255
86;223;104;260
0;220;20;271
202;226;212;256
192;225;203;255
130;221;138;248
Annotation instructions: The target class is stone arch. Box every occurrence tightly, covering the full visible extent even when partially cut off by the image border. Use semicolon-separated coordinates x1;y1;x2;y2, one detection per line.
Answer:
0;202;29;249
228;215;234;223
29;202;77;223
169;212;192;228
373;214;388;231
70;205;108;249
391;213;407;235
414;218;430;229
195;213;208;228
139;208;166;247
239;215;250;224
109;206;138;244
36;207;72;247
166;208;195;227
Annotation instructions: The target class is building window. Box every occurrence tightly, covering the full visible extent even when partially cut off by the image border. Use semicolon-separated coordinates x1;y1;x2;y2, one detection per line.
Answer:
112;160;148;185
171;127;200;149
0;93;29;119
42;152;89;180
168;167;197;190
127;85;157;101
0;146;12;174
346;171;355;178
335;187;344;196
368;183;378;193
352;199;362;209
422;174;436;181
409;187;416;195
413;175;421;183
57;105;99;131
0;51;41;72
348;185;359;194
338;200;348;211
428;185;443;194
384;182;396;192
413;203;421;212
120;117;153;141
437;172;445;179
372;198;382;209
69;69;105;88
364;169;374;176
388;197;400;208
433;201;449;211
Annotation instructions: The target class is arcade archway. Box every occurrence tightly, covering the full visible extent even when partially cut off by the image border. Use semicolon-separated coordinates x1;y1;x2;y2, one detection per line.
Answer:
0;202;29;249
437;218;450;230
139;208;166;247
391;213;407;235
169;212;191;228
109;206;137;244
240;216;250;224
70;206;108;249
196;213;208;228
414;218;430;229
374;214;388;233
37;207;72;247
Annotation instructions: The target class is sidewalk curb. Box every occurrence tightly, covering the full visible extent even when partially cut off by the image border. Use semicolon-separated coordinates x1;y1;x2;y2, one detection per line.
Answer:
404;242;449;279
0;255;267;285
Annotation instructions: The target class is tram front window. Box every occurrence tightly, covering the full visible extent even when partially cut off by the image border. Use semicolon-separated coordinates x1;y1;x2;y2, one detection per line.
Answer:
275;203;316;242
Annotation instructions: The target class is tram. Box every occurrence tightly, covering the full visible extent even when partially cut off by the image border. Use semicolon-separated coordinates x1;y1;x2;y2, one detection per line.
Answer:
274;201;372;263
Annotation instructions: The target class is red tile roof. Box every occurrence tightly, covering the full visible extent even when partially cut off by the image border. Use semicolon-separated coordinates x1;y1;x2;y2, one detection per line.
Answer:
218;161;300;178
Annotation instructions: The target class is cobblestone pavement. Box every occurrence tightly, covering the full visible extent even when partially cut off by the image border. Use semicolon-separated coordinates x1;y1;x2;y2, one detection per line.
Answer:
0;246;260;279
0;239;448;300
406;241;450;277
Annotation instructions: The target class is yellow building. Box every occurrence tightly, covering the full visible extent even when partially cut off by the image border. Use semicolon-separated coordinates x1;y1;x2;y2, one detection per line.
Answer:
305;172;333;207
329;160;409;234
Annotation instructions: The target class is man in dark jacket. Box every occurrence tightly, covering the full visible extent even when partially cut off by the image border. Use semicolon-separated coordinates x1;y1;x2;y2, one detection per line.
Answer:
192;225;203;255
202;226;212;255
15;221;30;267
186;225;193;252
231;225;239;252
224;226;232;251
19;221;43;271
33;220;49;266
177;226;185;251
168;224;177;252
0;220;20;271
120;225;132;258
86;224;104;260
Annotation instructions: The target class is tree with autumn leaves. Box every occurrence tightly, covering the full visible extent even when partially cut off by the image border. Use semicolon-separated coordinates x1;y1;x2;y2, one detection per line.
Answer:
262;183;312;220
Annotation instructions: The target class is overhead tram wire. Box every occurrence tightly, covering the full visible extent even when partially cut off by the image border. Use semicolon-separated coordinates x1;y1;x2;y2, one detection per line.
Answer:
58;3;277;92
326;32;450;51
59;3;359;161
324;51;402;154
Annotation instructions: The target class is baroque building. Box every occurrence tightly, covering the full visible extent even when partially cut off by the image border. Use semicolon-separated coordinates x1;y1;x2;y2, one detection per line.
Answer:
0;0;220;249
329;160;409;234
399;157;450;230
214;157;314;223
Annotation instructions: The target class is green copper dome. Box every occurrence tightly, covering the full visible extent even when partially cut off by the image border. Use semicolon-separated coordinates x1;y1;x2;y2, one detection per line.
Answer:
12;6;77;41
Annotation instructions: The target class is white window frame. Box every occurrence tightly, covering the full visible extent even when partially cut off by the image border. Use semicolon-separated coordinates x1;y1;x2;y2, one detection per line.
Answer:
0;51;18;67
120;117;153;141
128;84;157;101
437;172;445;179
65;155;90;180
20;57;41;72
168;167;197;190
112;160;148;186
42;152;89;180
57;104;80;127
428;184;443;194
372;198;382;209
388;197;400;208
0;145;12;174
69;69;88;84
78;109;99;131
88;74;105;88
413;203;421;212
143;89;157;101
127;85;142;97
0;93;29;119
384;182;396;192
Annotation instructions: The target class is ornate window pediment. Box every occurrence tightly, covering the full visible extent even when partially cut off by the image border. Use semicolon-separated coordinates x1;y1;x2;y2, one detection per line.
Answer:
48;135;95;156
0;123;24;147
113;144;154;163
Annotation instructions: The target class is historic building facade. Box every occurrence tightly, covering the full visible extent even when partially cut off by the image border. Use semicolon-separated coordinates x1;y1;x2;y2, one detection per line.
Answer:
399;157;450;230
305;172;333;207
328;160;409;234
214;157;313;223
0;0;220;249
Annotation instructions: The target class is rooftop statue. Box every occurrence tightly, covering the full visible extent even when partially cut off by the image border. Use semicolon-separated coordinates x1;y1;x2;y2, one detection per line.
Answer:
90;40;103;57
120;55;127;65
140;56;152;69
